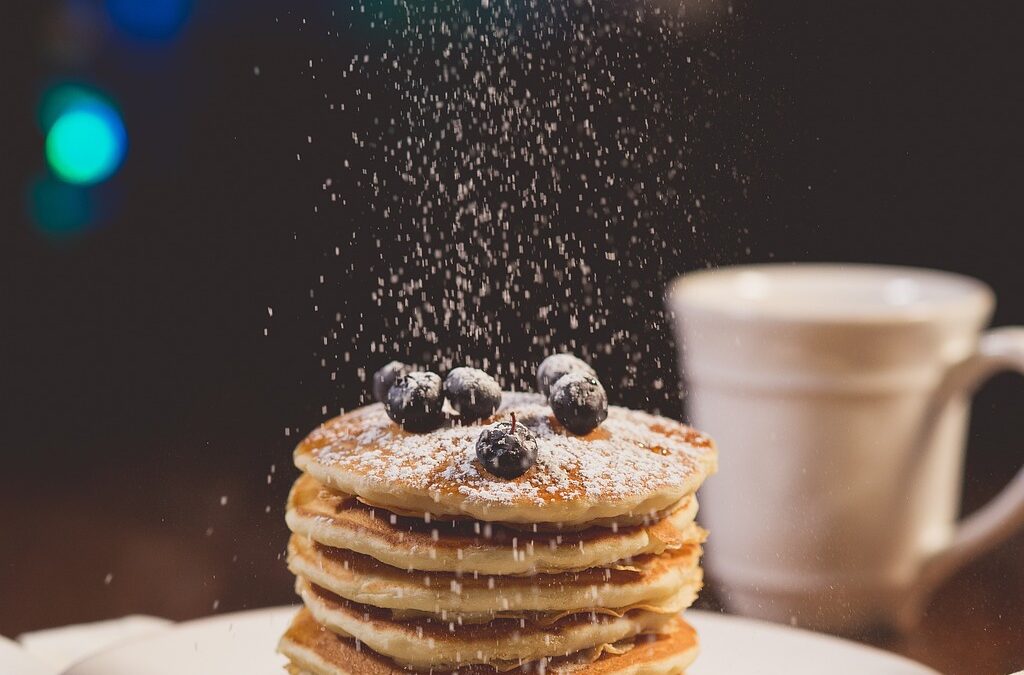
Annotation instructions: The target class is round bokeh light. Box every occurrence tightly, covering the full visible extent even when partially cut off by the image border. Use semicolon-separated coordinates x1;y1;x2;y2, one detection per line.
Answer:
38;83;106;131
29;175;94;239
106;0;190;41
45;102;127;185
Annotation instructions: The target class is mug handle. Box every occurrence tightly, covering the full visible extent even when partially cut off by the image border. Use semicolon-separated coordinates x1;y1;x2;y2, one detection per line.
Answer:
907;327;1024;616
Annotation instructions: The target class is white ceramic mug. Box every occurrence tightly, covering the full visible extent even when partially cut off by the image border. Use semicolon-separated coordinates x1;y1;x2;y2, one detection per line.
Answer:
667;263;1024;634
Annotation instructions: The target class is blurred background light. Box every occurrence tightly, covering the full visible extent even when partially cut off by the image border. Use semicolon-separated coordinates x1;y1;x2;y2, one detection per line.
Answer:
28;175;95;239
45;100;127;185
106;0;191;41
38;83;108;131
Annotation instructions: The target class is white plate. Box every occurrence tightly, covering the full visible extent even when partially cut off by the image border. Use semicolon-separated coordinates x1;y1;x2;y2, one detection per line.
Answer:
63;606;939;674
0;635;56;675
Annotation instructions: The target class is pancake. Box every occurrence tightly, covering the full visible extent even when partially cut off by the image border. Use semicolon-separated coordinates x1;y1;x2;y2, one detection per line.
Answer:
285;473;700;575
294;392;716;527
385;576;702;626
294;579;683;669
353;493;689;533
288;534;705;620
279;608;699;674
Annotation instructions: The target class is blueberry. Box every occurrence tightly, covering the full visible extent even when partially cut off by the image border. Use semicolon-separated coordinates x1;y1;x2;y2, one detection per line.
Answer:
385;372;445;432
373;361;412;403
536;353;596;397
444;367;502;422
475;413;538;479
549;373;608;435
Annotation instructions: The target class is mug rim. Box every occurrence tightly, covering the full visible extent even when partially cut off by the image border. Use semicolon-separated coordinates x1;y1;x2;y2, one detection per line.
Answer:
667;262;994;326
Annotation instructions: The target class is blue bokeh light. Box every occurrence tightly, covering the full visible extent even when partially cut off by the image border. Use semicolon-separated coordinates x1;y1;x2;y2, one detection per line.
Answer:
106;0;191;41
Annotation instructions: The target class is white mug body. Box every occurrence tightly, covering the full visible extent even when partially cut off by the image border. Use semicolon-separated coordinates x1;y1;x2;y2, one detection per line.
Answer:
668;264;994;633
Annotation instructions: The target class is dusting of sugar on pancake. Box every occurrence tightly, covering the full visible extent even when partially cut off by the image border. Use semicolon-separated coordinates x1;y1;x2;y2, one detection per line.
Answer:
444;367;502;398
299;392;712;509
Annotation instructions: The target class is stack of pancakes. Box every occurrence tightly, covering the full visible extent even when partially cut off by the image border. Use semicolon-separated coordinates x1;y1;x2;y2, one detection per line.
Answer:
280;392;716;674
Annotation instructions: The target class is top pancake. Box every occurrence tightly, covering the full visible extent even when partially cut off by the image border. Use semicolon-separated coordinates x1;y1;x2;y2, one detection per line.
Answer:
294;392;716;526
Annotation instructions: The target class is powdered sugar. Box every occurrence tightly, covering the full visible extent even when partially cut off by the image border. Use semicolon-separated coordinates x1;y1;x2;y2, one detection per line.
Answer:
536;354;597;397
444;368;502;399
301;393;714;509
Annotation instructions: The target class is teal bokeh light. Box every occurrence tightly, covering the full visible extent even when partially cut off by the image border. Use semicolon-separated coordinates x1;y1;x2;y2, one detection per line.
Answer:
28;175;94;239
45;101;127;185
38;83;106;131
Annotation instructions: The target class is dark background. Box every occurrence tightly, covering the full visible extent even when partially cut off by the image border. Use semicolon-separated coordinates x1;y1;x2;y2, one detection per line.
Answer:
3;2;1023;673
